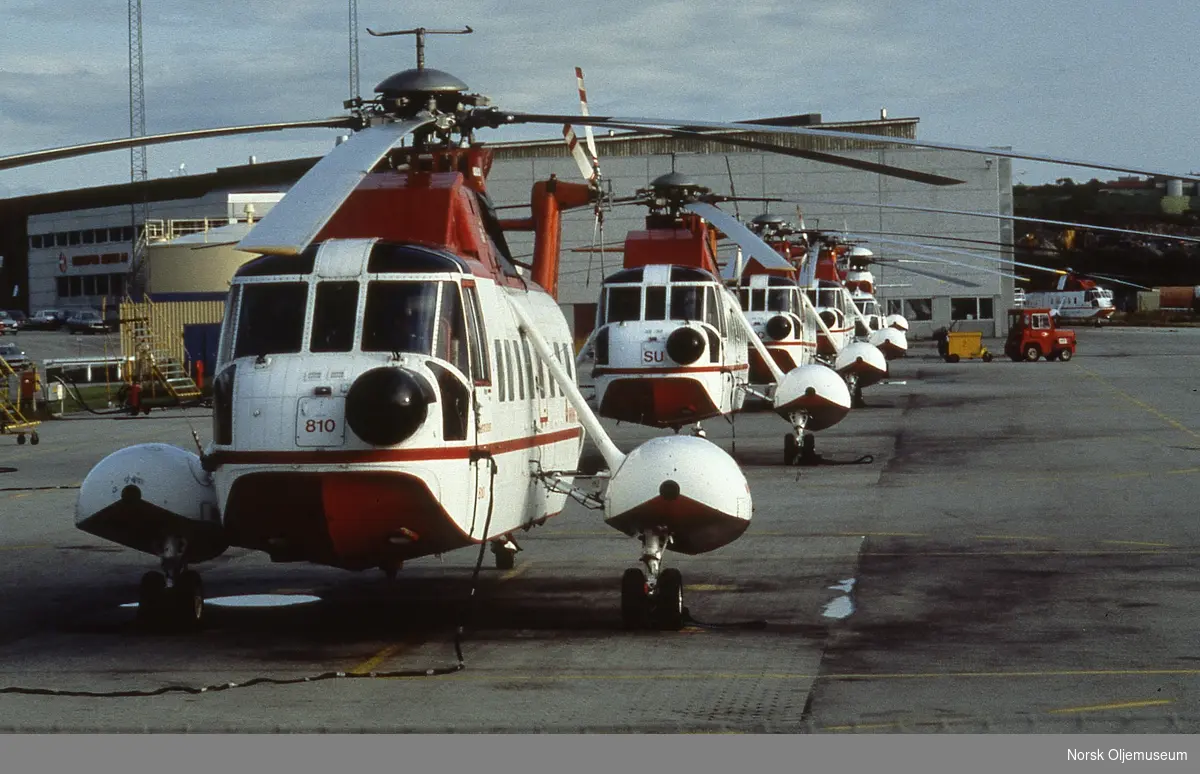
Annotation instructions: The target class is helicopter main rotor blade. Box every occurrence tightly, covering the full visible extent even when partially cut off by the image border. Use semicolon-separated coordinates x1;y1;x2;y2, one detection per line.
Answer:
238;117;434;256
682;201;794;271
869;258;982;287
0;117;356;172
1083;272;1150;290
555;122;965;186
502;112;1200;183
758;197;1200;245
849;233;1047;279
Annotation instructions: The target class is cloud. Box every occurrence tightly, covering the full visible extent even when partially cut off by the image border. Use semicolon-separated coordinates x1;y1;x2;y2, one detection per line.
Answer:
2;0;1197;194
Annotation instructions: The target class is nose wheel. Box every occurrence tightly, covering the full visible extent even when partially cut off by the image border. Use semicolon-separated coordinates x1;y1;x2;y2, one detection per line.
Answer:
620;529;686;630
135;537;204;632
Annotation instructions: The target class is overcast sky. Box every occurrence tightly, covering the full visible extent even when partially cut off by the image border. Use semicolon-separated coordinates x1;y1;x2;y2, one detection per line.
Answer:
1;0;1196;198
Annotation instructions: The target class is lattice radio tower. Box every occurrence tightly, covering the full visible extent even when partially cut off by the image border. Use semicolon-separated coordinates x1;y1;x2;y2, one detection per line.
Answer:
128;0;149;295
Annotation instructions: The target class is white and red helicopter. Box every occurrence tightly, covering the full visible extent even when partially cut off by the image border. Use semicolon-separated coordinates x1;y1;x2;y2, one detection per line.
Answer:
4;28;1196;634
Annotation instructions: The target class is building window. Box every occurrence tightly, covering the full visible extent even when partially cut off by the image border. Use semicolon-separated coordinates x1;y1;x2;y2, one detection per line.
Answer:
951;297;994;321
83;230;96;244
110;274;125;297
68;276;81;296
55;233;67;247
68;231;81;246
892;298;932;321
56;277;69;297
30;235;42;249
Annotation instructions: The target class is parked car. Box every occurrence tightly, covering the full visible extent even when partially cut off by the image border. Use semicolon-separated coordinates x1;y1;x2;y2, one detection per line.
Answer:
0;342;29;369
26;309;67;330
65;309;113;334
0;311;19;335
3;311;27;328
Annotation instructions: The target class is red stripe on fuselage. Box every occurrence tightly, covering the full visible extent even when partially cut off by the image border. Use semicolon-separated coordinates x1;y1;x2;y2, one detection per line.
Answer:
593;364;748;376
208;427;582;467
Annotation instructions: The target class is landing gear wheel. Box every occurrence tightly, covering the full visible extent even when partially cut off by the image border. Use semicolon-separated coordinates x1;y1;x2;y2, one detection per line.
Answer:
799;433;817;464
945;354;960;363
982;352;993;363
16;434;25;445
29;432;39;445
1057;349;1072;362
1023;344;1041;362
136;571;166;625
491;539;518;570
653;568;685;631
783;433;798;466
621;568;649;630
173;570;204;630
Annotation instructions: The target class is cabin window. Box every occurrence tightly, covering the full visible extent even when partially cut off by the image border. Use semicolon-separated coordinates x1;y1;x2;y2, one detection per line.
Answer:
522;340;536;396
504;340;516;402
463;284;489;384
511;340;525;400
362;281;455;356
738;289;750;309
493;339;506;400
768;289;793;313
605;286;642;323
234;282;308;358
645;286;667;320
310;281;360;353
670;286;703;321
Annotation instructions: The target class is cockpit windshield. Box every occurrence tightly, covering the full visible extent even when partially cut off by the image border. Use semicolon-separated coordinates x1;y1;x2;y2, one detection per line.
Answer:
234;282;308;358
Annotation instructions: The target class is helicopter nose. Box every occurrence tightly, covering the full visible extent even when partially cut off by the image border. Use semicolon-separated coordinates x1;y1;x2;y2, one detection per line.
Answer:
345;367;435;447
666;326;706;365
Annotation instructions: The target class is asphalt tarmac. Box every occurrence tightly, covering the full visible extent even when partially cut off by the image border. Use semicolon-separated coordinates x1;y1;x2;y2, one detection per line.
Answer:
2;328;1199;733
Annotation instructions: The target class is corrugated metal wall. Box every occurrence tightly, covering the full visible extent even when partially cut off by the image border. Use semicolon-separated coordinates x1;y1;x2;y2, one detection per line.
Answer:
119;299;225;366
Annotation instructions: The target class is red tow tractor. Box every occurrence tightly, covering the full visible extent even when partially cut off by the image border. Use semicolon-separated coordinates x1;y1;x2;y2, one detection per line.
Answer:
1004;308;1077;362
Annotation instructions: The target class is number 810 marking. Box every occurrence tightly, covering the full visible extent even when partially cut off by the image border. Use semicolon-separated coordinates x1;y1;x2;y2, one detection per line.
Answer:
305;419;336;433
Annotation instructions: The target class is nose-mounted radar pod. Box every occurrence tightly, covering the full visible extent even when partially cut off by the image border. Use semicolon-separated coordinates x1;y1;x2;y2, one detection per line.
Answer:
345;367;435;446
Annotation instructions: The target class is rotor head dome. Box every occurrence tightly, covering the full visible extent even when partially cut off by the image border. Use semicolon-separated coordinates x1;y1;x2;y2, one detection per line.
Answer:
375;68;469;99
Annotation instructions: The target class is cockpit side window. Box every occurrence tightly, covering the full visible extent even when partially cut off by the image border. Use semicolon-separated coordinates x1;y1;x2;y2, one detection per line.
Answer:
217;284;242;368
437;286;471;376
362;281;441;355
234;282;308;358
606;286;642;322
767;289;791;313
310;281;360;353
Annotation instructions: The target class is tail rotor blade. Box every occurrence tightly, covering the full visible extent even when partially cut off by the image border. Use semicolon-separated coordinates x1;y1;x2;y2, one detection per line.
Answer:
562;124;596;184
575;67;600;172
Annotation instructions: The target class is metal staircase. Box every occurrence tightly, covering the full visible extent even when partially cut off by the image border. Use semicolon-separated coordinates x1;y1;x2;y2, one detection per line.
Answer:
0;355;40;445
126;298;202;403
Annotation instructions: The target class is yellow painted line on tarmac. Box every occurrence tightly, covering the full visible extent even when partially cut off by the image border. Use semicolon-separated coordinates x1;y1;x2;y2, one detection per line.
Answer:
349;643;407;676
688;584;739;592
349;561;533;674
1101;539;1173;548
1012;466;1200;483
7;493;31;500
1079;365;1200;442
975;534;1053;541
0;544;49;551
1049;698;1174;715
836;532;928;538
